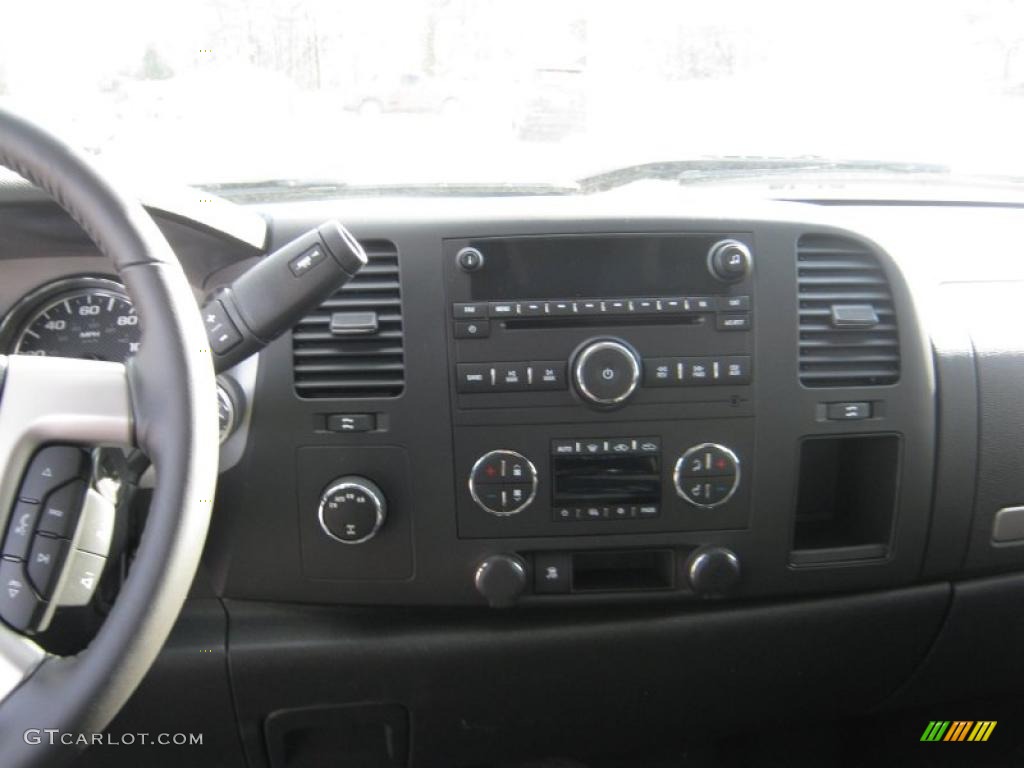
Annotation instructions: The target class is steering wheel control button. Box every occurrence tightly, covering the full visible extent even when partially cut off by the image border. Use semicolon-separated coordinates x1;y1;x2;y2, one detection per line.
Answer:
55;549;106;608
27;535;69;599
202;299;243;355
573;340;641;406
36;480;86;538
708;240;752;282
0;558;47;632
3;501;42;560
318;477;387;544
18;445;87;503
469;450;538;516
75;489;117;557
674;443;741;509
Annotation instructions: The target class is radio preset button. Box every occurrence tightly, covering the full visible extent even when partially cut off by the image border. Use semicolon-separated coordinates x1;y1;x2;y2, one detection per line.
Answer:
495;363;529;391
687;296;714;311
531;361;567;390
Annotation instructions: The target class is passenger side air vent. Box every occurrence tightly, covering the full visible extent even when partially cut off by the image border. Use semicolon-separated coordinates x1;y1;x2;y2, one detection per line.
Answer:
292;240;404;398
797;234;899;387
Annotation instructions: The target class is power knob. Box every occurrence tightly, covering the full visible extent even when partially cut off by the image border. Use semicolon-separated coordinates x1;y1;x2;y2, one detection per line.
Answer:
685;546;741;598
571;339;641;406
708;240;752;282
474;554;527;608
317;476;387;544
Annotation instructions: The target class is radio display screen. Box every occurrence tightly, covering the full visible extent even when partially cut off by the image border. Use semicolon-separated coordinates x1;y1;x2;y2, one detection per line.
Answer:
465;234;733;300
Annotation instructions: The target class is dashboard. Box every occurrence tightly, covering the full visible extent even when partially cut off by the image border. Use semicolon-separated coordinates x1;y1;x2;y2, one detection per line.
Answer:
3;182;1024;765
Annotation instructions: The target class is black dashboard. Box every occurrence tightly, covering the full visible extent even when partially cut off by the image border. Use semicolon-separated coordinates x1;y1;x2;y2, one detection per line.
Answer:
3;184;1024;765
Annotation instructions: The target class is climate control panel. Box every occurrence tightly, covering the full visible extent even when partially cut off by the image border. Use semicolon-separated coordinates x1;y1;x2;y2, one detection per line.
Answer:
457;421;753;539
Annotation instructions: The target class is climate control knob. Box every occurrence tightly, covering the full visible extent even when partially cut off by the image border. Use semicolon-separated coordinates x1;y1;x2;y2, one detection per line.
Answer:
318;476;387;544
572;339;641;406
469;450;538;516
674;443;740;508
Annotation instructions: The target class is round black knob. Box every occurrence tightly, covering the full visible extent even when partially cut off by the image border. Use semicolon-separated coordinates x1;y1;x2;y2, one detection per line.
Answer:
318;476;387;545
708;240;752;282
474;554;527;608
686;546;741;597
456;246;485;272
572;340;641;406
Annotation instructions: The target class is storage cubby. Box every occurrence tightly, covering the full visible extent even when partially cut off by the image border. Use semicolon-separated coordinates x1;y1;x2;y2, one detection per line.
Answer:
790;435;900;564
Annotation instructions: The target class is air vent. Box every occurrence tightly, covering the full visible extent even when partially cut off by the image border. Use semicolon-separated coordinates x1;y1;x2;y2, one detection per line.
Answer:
797;234;899;387
292;240;404;398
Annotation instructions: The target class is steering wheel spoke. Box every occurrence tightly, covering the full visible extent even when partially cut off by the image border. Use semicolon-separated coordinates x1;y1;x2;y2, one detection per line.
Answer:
0;622;46;707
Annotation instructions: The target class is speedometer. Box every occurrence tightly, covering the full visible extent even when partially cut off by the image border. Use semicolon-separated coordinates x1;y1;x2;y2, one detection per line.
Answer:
7;279;140;363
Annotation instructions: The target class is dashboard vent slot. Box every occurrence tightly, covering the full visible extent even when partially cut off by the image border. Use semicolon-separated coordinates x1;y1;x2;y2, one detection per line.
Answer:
797;234;899;387
292;240;404;398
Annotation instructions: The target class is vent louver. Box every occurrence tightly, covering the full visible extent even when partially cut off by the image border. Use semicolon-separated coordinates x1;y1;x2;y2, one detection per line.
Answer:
797;234;899;387
292;240;404;398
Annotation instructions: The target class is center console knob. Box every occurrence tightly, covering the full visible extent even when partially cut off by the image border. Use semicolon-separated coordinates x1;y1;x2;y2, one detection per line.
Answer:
318;476;387;544
475;553;527;608
686;546;741;597
572;339;641;406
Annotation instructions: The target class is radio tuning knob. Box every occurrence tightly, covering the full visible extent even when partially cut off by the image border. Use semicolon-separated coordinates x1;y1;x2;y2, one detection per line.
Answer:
572;339;641;406
708;240;752;282
686;546;741;597
475;554;527;608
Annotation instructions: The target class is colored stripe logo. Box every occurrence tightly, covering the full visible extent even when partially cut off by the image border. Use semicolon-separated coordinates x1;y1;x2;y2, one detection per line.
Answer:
921;721;996;742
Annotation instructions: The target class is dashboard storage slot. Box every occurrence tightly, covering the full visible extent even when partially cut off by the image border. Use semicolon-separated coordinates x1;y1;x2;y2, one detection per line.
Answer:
570;549;674;592
790;435;900;564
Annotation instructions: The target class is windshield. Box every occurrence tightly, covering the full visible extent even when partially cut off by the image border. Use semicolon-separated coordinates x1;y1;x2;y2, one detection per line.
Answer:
3;0;1024;192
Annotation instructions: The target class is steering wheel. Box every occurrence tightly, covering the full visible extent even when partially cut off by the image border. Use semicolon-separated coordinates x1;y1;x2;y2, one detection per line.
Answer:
0;109;218;766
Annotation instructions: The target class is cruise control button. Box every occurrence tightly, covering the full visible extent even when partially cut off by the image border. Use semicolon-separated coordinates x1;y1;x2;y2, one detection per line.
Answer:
37;480;86;538
0;559;46;632
2;501;41;560
19;446;87;503
27;535;69;599
54;549;106;608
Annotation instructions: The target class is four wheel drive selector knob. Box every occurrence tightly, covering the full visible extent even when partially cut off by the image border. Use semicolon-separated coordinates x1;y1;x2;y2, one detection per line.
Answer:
572;339;641;406
318;476;387;544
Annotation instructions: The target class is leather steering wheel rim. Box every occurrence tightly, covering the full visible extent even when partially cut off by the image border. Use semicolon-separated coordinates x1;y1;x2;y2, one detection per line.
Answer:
0;108;218;766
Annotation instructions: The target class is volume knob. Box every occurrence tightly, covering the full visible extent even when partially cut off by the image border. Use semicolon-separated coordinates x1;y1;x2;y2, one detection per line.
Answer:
572;339;641;406
708;240;752;282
